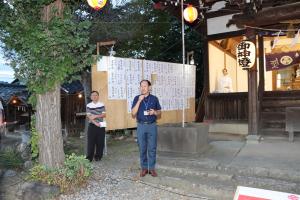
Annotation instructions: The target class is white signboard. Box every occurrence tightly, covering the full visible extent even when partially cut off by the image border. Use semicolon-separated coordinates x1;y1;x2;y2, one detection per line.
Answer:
98;56;196;113
234;186;300;200
97;56;108;71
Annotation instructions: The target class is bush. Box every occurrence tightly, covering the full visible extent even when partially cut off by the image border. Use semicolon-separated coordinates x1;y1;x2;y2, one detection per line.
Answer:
0;147;24;169
28;154;92;192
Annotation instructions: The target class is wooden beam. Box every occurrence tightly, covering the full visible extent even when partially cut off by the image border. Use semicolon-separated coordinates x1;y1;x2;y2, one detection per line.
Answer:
96;40;116;55
228;2;300;28
210;41;236;59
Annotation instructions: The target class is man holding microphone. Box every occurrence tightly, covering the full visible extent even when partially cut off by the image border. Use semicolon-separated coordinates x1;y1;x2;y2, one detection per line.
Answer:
131;80;161;177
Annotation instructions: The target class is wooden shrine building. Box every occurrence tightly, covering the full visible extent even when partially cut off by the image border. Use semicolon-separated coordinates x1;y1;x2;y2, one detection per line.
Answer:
153;0;300;140
0;80;85;135
0;82;31;129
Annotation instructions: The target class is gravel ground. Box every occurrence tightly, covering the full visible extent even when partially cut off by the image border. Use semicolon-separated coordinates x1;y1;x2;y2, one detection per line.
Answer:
59;139;201;200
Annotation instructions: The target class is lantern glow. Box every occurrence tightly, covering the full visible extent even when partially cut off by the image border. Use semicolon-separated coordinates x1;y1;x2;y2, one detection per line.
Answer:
183;5;198;23
87;0;107;10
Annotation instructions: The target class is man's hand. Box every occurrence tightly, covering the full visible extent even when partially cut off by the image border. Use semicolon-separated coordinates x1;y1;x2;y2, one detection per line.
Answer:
92;120;100;127
89;115;97;120
148;109;156;116
138;95;145;101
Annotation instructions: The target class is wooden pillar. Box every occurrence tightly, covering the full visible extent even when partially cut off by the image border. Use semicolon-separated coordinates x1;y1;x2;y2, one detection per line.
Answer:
195;17;208;122
257;34;265;133
246;28;259;139
258;34;265;99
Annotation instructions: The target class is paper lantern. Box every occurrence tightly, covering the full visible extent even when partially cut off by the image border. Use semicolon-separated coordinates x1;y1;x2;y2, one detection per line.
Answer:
87;0;107;11
236;41;256;69
183;5;198;23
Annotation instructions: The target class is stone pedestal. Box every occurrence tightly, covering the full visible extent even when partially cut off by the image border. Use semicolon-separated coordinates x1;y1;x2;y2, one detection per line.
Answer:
246;134;262;144
157;123;209;154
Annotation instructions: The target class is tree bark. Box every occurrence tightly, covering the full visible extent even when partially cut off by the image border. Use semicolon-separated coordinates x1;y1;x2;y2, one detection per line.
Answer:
36;84;65;168
81;69;92;154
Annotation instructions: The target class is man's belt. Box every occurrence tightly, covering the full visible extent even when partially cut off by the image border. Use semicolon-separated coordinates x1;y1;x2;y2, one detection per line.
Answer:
138;121;156;124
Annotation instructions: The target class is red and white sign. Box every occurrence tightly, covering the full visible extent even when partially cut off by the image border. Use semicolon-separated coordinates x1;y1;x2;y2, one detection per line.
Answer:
234;186;300;200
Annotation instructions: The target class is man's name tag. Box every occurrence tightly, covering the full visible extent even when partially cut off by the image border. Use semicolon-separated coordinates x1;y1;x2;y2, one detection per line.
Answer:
99;121;107;127
144;111;149;116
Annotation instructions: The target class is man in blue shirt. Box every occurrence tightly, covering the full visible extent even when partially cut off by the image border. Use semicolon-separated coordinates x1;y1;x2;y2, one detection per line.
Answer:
132;80;161;177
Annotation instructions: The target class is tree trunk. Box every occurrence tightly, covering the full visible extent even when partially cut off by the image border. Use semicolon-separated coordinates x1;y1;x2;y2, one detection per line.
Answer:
81;69;92;154
36;84;65;168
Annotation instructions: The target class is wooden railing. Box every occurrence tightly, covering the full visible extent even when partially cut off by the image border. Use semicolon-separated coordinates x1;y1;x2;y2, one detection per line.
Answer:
195;87;208;122
205;92;248;121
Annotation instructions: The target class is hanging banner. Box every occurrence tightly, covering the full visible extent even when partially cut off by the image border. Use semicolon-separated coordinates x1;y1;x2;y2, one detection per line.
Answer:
236;41;256;69
266;51;300;71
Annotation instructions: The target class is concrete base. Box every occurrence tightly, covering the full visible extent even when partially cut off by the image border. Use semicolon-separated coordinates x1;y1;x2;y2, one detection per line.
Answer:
246;134;262;144
209;122;248;135
157;123;209;154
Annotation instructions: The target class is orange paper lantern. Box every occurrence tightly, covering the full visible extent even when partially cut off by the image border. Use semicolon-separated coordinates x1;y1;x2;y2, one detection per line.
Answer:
87;0;107;11
183;5;198;23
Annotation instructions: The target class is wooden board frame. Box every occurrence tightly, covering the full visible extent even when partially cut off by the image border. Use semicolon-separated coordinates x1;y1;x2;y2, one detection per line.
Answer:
91;60;195;130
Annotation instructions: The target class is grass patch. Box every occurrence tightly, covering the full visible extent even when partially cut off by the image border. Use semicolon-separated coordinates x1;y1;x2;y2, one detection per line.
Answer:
64;136;85;156
0;147;24;169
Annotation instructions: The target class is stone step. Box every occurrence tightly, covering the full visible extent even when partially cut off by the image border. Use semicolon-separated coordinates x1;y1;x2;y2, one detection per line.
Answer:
151;161;300;198
157;164;234;182
143;170;235;200
143;165;300;200
157;162;300;190
157;155;300;183
157;157;219;171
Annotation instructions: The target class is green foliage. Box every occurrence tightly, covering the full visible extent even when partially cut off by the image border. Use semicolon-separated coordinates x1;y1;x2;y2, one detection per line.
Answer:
108;0;204;97
88;0;204;97
0;147;24;169
28;153;92;192
62;153;92;179
0;0;95;95
30;116;39;160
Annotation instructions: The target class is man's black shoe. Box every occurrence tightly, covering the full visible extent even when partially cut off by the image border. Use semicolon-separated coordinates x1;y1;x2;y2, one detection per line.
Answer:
94;157;101;161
